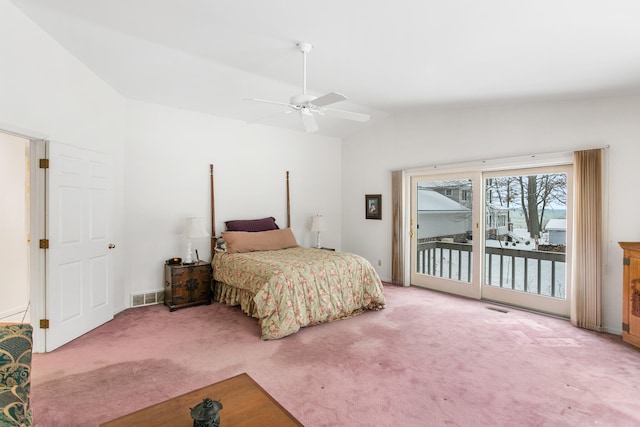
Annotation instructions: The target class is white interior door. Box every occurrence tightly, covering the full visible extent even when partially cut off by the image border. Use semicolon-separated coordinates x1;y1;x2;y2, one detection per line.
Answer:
46;142;113;351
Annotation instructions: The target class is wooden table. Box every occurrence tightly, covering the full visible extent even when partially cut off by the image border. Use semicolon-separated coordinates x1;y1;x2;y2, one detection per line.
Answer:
99;373;303;427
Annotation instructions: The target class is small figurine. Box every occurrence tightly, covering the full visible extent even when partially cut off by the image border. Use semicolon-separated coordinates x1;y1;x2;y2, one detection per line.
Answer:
190;397;223;427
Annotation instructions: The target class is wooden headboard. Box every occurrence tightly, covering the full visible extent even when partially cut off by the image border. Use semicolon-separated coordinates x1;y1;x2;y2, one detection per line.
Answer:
209;164;291;253
210;164;216;252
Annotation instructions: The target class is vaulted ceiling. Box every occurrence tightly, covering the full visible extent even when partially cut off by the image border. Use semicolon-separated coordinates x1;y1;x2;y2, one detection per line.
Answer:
11;0;640;137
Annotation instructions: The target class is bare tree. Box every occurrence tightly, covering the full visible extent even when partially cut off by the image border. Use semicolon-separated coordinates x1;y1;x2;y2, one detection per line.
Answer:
486;176;520;226
488;174;566;239
517;174;567;238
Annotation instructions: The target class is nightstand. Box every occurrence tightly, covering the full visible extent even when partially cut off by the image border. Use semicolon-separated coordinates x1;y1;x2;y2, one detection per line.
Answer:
164;261;212;311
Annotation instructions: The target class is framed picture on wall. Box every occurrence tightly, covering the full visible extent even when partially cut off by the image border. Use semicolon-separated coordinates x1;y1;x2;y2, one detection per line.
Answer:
365;194;382;220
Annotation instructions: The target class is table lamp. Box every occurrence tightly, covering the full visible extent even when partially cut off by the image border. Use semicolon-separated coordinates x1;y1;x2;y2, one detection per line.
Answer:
310;215;328;249
183;217;209;264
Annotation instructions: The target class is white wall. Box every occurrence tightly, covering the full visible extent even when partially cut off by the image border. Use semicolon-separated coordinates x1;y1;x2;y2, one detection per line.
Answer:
0;1;127;311
0;133;29;321
1;0;342;315
124;100;341;298
342;95;640;335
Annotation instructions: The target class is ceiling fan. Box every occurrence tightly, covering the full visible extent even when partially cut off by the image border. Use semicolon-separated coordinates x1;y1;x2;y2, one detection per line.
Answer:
248;42;370;133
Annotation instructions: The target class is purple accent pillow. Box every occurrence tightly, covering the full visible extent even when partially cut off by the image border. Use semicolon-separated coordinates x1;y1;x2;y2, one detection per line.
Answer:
225;217;279;232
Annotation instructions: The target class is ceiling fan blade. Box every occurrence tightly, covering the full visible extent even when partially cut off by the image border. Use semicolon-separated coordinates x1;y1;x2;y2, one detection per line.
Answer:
311;92;347;107
246;98;294;108
300;110;319;133
322;108;370;123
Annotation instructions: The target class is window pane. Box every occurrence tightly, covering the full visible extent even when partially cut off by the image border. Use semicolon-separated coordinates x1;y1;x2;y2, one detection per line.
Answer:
416;179;473;283
484;173;567;298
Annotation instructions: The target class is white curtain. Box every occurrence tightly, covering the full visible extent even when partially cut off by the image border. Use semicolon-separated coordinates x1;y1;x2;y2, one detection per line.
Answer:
571;149;603;331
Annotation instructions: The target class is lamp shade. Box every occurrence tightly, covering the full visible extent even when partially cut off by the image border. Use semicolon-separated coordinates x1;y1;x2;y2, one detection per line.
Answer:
310;215;328;232
183;217;209;238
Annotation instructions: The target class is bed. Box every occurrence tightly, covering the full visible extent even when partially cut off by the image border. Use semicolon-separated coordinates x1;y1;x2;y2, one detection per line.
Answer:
208;166;386;339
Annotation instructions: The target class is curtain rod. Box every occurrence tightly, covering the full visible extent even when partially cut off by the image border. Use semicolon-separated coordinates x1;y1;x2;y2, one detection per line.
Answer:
402;145;609;174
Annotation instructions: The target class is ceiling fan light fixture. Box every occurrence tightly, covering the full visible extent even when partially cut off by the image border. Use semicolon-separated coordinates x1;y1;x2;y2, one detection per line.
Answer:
300;108;319;133
289;94;315;105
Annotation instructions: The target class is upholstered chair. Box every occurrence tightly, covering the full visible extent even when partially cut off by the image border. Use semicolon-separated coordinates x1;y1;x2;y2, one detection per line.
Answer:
0;323;33;427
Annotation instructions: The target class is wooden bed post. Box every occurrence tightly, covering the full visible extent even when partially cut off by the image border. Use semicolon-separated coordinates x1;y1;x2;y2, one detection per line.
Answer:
210;164;216;253
286;171;291;228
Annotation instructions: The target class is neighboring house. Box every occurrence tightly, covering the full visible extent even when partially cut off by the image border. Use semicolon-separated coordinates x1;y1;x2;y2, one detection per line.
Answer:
485;203;510;240
431;182;473;209
417;188;471;241
545;219;567;245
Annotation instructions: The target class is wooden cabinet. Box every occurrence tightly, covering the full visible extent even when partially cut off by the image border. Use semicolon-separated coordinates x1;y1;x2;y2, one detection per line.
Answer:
619;242;640;348
164;261;212;312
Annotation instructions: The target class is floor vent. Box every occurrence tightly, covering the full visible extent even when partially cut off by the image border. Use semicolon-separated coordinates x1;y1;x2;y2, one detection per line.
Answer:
486;306;509;313
131;291;164;307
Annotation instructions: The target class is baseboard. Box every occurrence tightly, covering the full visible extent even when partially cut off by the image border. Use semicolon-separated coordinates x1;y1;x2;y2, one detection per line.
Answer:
602;325;622;336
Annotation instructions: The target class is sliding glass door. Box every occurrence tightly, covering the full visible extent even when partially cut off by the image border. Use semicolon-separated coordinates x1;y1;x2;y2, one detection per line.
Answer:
482;166;572;317
410;173;482;299
410;165;572;317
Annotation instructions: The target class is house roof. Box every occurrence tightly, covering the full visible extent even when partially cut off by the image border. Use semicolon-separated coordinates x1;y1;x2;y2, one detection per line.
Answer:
11;0;640;138
486;203;510;212
545;219;566;231
417;190;470;212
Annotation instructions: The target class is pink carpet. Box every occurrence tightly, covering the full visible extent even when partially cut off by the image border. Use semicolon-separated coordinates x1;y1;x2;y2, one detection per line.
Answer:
31;284;640;426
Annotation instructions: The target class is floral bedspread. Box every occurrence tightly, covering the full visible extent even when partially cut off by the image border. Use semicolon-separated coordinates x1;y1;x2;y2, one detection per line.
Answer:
213;247;386;339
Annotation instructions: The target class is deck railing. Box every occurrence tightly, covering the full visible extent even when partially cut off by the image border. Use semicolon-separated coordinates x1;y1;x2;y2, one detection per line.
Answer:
417;241;566;298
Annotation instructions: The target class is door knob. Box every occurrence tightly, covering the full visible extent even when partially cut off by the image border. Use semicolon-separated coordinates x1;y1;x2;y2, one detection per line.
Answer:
108;244;116;249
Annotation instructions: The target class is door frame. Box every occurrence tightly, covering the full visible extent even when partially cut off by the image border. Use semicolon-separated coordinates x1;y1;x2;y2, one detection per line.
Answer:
29;138;47;353
3;122;117;352
0;122;48;352
405;152;574;313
